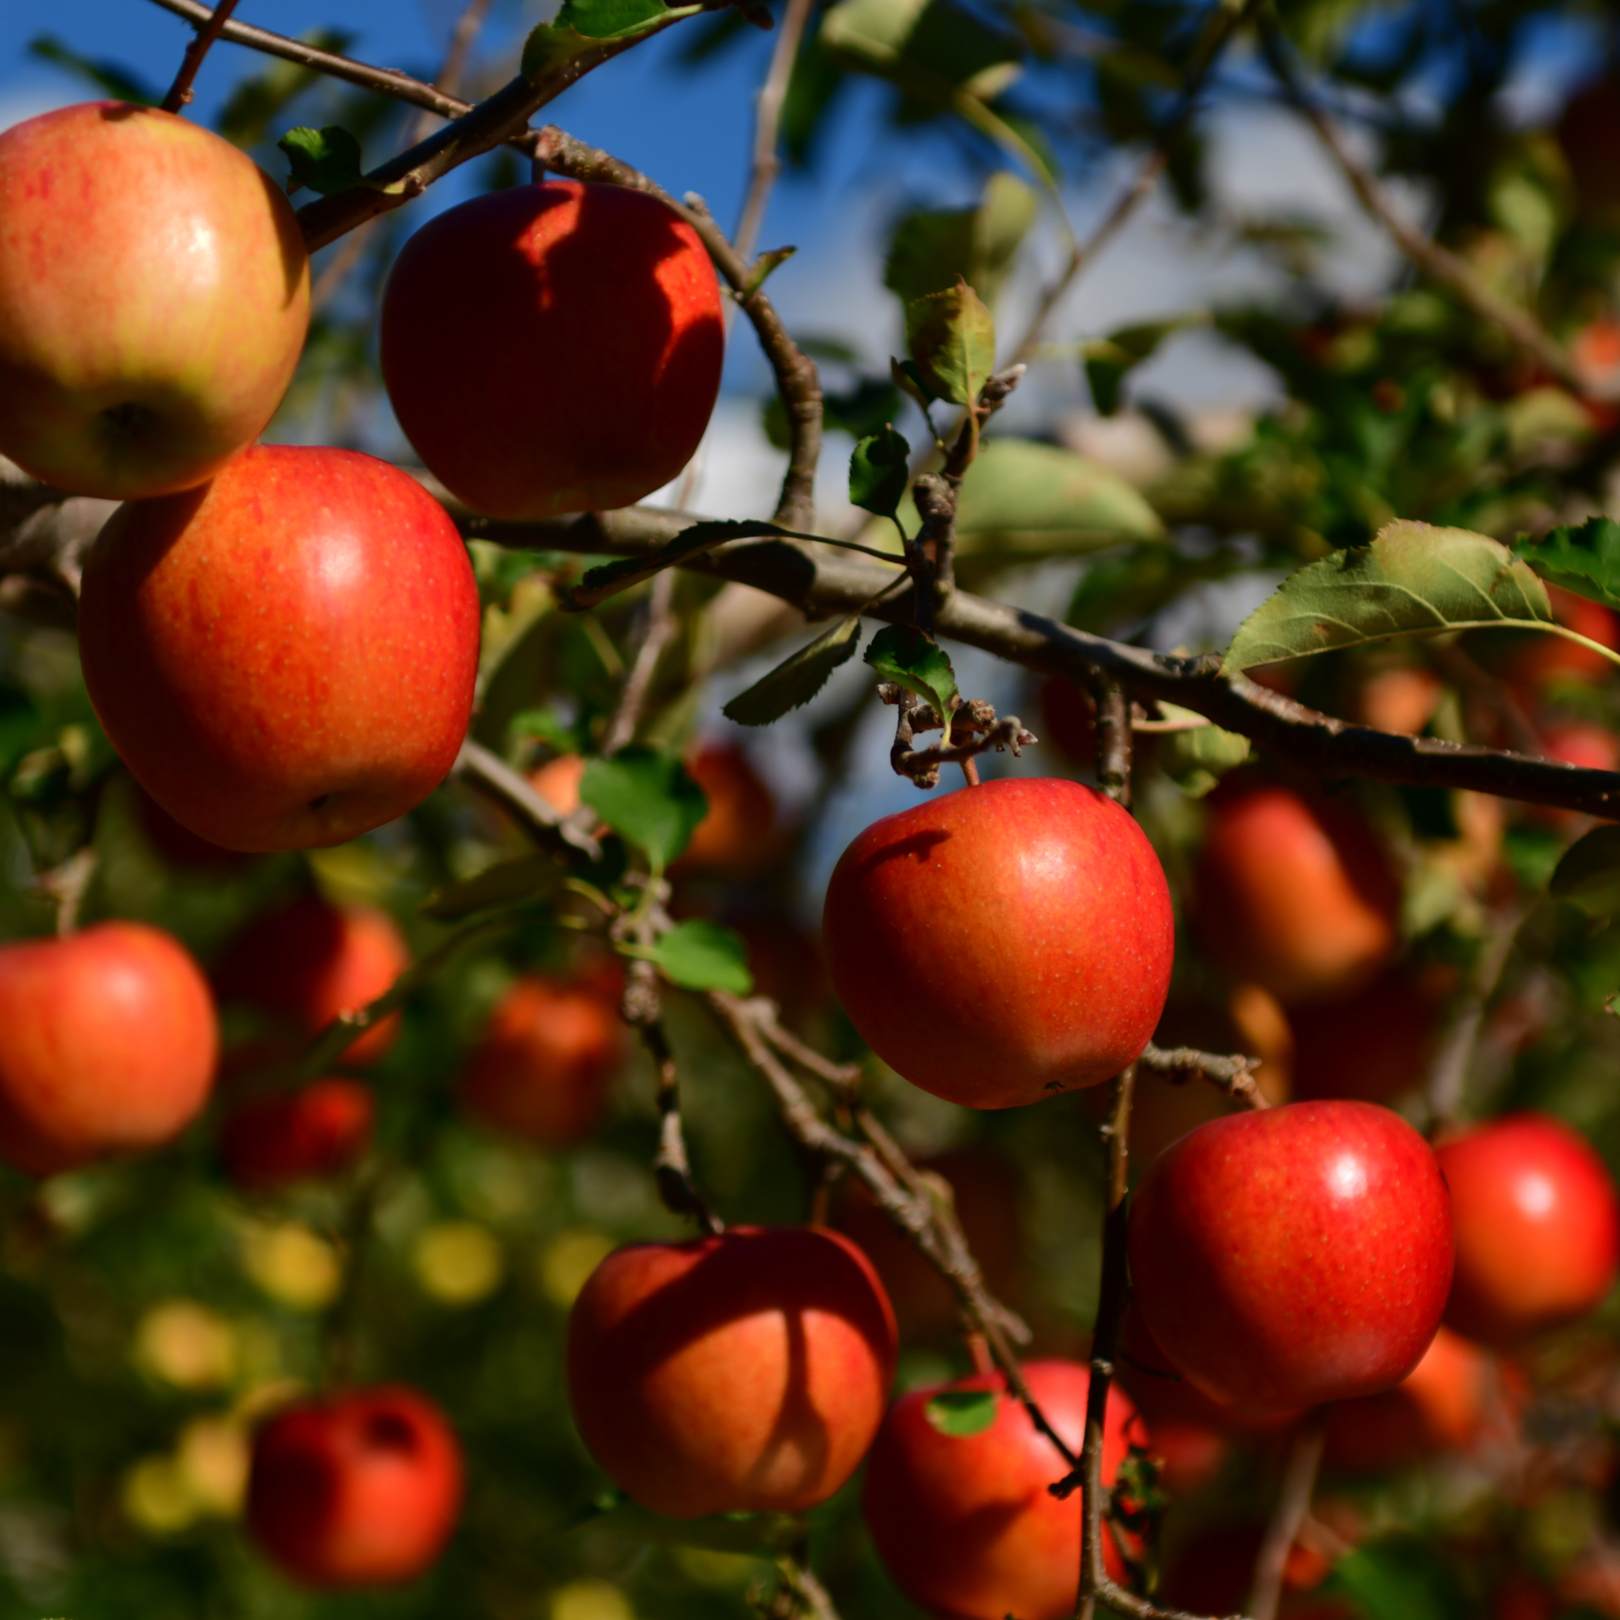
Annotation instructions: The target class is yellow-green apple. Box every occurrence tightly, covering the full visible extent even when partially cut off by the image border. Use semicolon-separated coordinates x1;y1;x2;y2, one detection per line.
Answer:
77;444;480;852
1192;775;1399;1004
566;1226;896;1517
1128;1100;1453;1413
0;102;309;499
459;973;625;1148
380;180;723;518
822;778;1173;1108
0;922;217;1175
1320;1325;1491;1472
215;897;408;1067
861;1360;1145;1620
246;1386;462;1587
1438;1114;1620;1345
220;1078;374;1192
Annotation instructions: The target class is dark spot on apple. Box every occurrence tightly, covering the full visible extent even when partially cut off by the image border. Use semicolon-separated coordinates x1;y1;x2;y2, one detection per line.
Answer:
363;1408;419;1453
308;794;332;813
100;401;159;441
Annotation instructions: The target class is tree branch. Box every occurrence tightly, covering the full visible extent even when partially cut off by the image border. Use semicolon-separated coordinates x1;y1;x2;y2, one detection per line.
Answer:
158;0;241;113
1139;1041;1271;1109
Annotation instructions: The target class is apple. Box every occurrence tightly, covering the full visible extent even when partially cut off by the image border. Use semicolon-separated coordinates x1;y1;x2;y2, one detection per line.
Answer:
1501;583;1620;694
528;753;588;816
220;1079;374;1191
246;1386;462;1587
675;741;779;877
459;974;625;1148
215;896;408;1067
380;179;723;519
0;102;309;500
861;1359;1145;1620
1344;661;1443;736
1438;1114;1620;1345
1037;674;1097;764
0;922;217;1175
1192;775;1399;1005
1288;965;1451;1105
77;443;481;853
1128;1100;1454;1413
133;783;254;872
566;1226;896;1517
1320;1325;1490;1472
822;778;1174;1108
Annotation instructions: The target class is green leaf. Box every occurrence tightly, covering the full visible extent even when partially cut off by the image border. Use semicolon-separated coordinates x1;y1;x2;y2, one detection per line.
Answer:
884;172;1038;307
580;748;707;872
566;520;788;610
1156;705;1252;798
890;356;935;412
423;855;560;921
1551;827;1620;917
557;0;670;36
865;626;958;731
1223;520;1553;674
1514;517;1620;609
29;35;161;104
924;1389;999;1437
723;617;863;727
648;920;754;993
905;280;996;406
954;439;1165;556
821;0;1021;103
509;708;581;754
1320;1539;1469;1620
849;427;912;518
1082;317;1196;416
277;125;366;197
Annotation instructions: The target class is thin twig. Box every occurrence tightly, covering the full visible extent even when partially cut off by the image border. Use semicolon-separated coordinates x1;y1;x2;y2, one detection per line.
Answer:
734;0;816;261
1007;0;1261;369
1248;1423;1325;1620
1139;1042;1270;1109
159;0;241;113
602;570;680;753
1259;14;1591;395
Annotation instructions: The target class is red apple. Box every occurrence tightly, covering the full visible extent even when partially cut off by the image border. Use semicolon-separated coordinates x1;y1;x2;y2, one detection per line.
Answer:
861;1360;1145;1620
528;753;587;816
0;922;217;1175
1438;1114;1620;1345
566;1226;896;1518
1128;1100;1454;1413
822;778;1174;1108
220;1079;374;1191
1502;583;1620;694
1345;662;1443;737
246;1386;462;1587
1037;674;1097;764
380;179;723;519
459;974;625;1148
1530;720;1620;831
0;102;309;500
1320;1325;1490;1472
676;741;780;876
216;897;408;1067
1192;776;1399;1005
77;444;481;852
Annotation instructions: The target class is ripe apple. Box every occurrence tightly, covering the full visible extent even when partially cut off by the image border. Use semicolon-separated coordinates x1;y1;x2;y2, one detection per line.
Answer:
77;444;481;853
459;974;625;1148
1037;674;1097;764
1320;1325;1490;1472
0;102;309;500
1288;965;1452;1105
215;897;408;1067
1438;1114;1620;1345
861;1359;1145;1620
0;922;217;1175
246;1386;462;1587
1192;775;1399;1004
528;753;587;816
380;179;723;519
822;778;1174;1108
566;1226;896;1518
220;1079;374;1191
1128;1100;1454;1413
676;741;780;876
1344;661;1443;736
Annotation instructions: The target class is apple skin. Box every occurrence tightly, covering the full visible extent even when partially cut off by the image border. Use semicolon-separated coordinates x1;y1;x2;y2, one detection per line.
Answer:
0;102;309;500
459;974;625;1148
1128;1100;1454;1414
1192;776;1399;1005
1437;1114;1620;1346
676;741;779;876
220;1078;374;1191
0;922;217;1176
380;179;723;519
566;1226;896;1518
861;1360;1145;1620
77;444;481;853
216;897;408;1067
822;778;1174;1109
246;1386;462;1588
